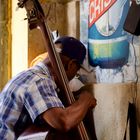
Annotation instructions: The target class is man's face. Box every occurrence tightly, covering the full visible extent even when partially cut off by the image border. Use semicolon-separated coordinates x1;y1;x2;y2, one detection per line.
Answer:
60;54;80;81
55;43;80;81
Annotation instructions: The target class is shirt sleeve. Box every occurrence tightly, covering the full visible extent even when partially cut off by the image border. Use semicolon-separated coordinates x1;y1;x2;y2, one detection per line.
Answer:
24;78;64;122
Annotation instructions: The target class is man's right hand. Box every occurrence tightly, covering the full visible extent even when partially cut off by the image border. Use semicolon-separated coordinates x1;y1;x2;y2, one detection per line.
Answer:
79;91;97;109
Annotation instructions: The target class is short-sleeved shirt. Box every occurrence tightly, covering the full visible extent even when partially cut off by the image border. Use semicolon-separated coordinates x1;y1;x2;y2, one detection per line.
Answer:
0;62;64;140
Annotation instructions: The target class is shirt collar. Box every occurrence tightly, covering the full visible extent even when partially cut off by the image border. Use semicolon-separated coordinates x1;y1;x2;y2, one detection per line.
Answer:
33;62;50;76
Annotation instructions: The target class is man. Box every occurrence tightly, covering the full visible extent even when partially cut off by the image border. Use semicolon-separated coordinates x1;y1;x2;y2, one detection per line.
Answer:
0;36;96;140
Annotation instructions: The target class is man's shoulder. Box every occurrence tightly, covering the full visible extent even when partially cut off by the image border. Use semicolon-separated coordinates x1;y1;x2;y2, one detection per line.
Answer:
4;69;37;89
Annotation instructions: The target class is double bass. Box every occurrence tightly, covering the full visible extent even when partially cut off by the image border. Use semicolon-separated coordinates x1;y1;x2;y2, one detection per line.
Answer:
17;0;97;139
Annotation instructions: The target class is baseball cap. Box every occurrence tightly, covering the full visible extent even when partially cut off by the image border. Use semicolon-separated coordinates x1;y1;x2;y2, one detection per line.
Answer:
55;36;86;64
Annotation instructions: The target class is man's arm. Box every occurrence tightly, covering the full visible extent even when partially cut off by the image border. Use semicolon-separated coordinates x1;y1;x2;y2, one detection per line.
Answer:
42;91;96;132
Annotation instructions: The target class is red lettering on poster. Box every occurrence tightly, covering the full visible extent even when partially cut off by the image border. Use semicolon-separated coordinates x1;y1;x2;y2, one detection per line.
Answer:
89;0;117;27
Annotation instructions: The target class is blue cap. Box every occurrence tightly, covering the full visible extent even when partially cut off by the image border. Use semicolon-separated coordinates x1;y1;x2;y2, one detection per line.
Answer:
55;36;86;64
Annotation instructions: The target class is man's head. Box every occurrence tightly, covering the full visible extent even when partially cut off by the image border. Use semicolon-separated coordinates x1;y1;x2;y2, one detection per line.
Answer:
55;36;86;80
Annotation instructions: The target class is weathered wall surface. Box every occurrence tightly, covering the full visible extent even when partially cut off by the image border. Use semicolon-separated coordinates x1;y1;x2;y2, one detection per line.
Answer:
0;0;11;91
93;83;140;140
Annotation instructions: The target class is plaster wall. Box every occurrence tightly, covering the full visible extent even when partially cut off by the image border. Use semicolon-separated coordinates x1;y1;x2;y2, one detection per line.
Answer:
93;83;140;140
12;0;28;77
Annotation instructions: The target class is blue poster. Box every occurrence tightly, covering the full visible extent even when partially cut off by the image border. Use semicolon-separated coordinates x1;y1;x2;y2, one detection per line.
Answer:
88;0;130;68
